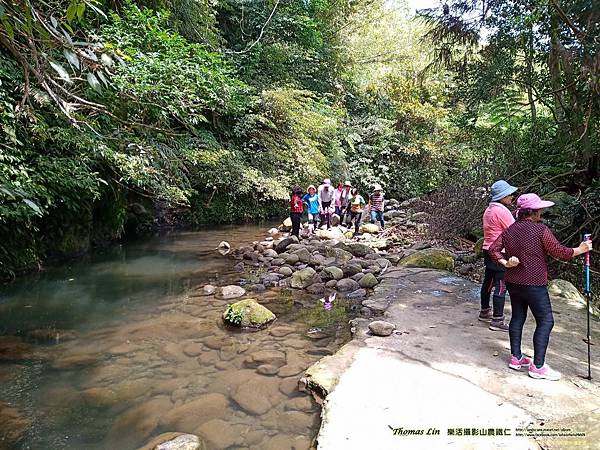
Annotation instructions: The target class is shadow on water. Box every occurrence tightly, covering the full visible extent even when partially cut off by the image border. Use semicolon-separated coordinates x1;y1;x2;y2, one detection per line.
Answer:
0;223;357;450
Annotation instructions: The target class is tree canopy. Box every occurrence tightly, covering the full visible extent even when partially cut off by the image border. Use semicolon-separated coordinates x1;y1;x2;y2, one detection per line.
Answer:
1;0;598;278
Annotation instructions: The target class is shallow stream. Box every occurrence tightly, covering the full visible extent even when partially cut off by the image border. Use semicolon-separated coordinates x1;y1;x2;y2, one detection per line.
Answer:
0;224;356;450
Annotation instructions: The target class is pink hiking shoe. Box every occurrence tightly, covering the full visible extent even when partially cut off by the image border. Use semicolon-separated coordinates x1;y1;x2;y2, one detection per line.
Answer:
528;364;561;381
508;355;532;370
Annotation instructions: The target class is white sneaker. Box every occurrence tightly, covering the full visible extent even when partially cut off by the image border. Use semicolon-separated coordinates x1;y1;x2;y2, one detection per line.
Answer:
528;363;561;381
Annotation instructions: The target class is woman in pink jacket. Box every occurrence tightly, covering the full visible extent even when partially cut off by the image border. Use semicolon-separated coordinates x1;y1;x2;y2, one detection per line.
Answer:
479;180;518;331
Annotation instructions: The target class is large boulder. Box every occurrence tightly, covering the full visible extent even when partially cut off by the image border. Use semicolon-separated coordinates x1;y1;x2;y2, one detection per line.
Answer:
321;266;344;281
306;283;326;295
219;285;246;300
398;248;454;272
359;273;379;288
264;249;278;258
334;242;374;258
290;267;317;289
336;278;360;292
341;263;363;277
281;253;300;265
368;239;391;250
359;223;380;234
325;247;353;264
309;254;326;267
223;299;276;329
275;236;299;253
292;247;312;263
348;288;368;299
549;279;600;317
375;258;391;269
278;266;293;277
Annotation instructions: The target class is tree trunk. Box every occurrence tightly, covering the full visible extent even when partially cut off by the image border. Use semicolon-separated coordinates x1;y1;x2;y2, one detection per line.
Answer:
526;28;536;122
548;7;566;130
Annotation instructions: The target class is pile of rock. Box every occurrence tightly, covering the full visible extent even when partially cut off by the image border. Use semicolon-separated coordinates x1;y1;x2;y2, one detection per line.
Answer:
228;218;460;302
230;231;401;299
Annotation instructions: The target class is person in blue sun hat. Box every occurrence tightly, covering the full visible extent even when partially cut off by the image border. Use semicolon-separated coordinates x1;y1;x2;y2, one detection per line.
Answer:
479;180;519;331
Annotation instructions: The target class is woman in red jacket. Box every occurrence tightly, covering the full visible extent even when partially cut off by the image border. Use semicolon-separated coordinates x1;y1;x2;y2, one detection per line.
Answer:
489;193;592;381
289;185;304;239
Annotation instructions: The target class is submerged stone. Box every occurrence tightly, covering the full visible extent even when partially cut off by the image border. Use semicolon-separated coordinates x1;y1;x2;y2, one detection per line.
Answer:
199;284;217;296
219;285;246;300
155;434;205;450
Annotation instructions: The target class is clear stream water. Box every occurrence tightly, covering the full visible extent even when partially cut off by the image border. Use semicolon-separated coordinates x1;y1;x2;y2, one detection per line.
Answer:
0;224;357;450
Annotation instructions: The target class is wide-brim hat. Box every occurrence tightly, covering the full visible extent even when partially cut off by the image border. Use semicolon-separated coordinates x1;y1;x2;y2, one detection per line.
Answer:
490;180;518;202
307;184;316;192
517;193;555;210
344;181;352;187
372;184;383;192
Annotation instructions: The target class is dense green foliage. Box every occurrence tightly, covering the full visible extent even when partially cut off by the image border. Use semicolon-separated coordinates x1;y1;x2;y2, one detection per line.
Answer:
1;0;598;278
420;0;599;242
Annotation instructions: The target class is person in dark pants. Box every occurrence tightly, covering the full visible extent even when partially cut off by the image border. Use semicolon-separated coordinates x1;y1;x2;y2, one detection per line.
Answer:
318;178;334;230
289;185;304;239
347;188;366;236
368;184;385;229
479;180;518;331
489;193;592;381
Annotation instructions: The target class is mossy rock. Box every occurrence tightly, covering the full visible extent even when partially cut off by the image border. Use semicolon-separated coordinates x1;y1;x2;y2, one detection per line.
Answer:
290;267;317;289
548;279;600;318
334;242;375;257
398;248;455;272
223;299;276;329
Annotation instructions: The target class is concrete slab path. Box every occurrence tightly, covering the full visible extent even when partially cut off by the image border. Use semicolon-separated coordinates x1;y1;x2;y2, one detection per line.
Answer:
304;268;600;450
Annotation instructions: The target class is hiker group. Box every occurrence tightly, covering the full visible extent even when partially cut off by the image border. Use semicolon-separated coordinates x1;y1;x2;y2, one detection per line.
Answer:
289;179;385;239
479;180;592;381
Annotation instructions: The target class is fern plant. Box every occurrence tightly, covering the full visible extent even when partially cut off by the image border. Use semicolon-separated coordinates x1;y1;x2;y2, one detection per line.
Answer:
224;305;244;325
486;88;526;130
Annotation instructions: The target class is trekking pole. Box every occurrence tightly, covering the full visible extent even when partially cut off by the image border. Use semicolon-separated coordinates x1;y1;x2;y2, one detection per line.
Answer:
583;232;592;380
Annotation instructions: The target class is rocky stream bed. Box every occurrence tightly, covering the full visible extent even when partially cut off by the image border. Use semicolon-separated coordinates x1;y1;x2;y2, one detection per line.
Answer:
2;198;597;450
